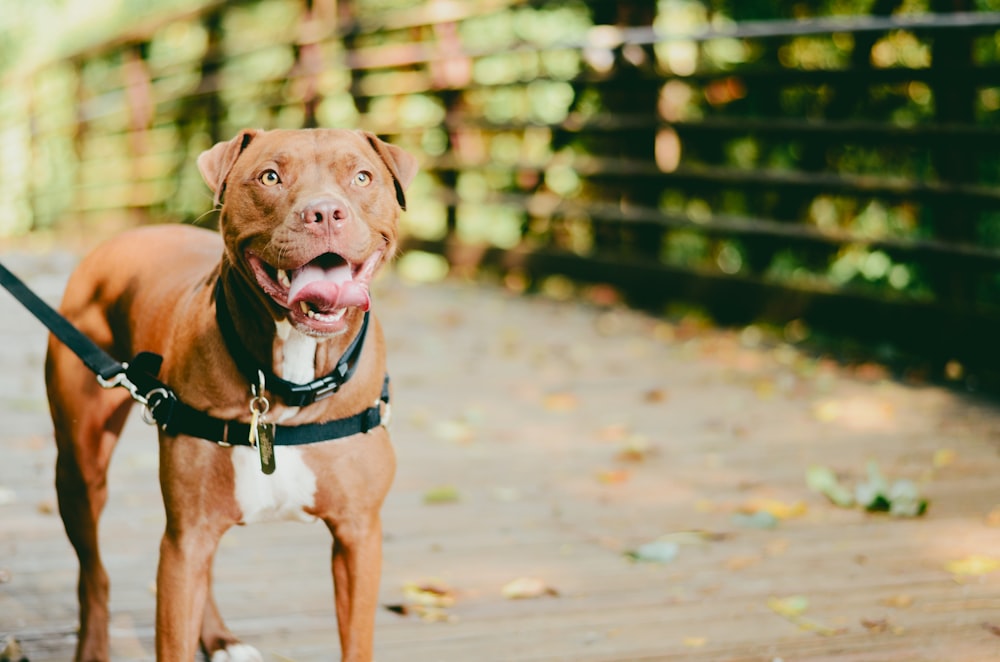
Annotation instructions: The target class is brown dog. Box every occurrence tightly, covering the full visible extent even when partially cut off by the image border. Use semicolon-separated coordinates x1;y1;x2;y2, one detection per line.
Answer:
44;128;416;661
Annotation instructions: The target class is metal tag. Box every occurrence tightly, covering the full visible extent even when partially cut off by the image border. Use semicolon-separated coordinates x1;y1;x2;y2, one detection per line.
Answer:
255;420;276;475
248;407;277;475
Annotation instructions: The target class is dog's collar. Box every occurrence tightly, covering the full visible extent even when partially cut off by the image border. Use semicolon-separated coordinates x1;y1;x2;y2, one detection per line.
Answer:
214;279;369;407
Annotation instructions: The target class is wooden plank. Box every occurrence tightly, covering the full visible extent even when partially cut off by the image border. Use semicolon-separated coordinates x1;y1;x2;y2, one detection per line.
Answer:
4;248;1000;661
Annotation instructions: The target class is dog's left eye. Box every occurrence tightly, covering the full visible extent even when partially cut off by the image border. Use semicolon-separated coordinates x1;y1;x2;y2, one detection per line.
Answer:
354;171;373;187
259;170;281;186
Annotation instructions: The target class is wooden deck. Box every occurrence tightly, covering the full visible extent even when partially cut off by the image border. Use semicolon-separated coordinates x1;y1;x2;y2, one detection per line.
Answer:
3;247;1000;661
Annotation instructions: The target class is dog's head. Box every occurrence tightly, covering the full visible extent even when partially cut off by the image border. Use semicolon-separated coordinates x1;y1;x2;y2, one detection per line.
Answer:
198;128;417;337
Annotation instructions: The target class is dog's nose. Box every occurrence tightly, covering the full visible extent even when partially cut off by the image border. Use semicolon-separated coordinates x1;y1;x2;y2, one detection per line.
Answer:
299;198;349;226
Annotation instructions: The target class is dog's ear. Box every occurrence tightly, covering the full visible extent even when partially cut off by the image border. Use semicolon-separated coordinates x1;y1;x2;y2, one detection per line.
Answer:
197;129;261;207
360;131;418;211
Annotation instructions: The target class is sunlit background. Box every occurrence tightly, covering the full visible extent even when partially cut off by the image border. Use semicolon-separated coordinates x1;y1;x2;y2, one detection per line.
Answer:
3;0;1000;385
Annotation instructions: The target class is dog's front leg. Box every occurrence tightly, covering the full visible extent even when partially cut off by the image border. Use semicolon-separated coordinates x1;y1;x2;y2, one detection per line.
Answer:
155;437;236;661
155;526;216;661
328;513;384;662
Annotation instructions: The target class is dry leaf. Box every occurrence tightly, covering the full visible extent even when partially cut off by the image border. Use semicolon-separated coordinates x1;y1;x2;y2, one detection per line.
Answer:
861;618;890;633
501;577;558;599
767;596;844;636
880;594;914;609
644;388;668;403
768;595;809;617
681;636;707;648
945;555;1000;576
36;499;55;515
741;498;807;520
423;485;460;504
626;540;679;564
597;469;630;485
615;436;654;463
403;581;456;608
982;622;1000;637
985;506;1000;528
544;392;579;412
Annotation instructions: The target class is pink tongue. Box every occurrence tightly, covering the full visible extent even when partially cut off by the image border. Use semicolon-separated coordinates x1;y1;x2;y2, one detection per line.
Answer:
287;261;370;313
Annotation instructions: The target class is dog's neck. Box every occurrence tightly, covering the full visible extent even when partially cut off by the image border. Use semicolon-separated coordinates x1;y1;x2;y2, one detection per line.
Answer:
217;263;365;385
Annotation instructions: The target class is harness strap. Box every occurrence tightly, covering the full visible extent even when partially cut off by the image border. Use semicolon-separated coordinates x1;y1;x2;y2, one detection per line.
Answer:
128;353;390;445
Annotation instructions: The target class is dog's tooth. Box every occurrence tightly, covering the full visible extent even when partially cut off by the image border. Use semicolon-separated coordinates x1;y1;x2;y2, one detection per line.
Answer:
277;269;291;288
300;301;311;315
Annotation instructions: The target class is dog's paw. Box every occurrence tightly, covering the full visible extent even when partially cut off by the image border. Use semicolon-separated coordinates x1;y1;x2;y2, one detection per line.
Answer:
210;643;264;662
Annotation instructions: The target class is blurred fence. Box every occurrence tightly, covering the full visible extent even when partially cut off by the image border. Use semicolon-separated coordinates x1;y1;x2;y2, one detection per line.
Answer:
3;0;1000;387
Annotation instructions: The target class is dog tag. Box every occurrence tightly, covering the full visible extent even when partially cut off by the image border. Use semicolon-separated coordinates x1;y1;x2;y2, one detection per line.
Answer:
248;408;277;475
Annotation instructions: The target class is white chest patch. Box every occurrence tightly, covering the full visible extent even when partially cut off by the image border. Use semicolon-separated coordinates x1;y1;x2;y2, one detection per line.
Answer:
231;319;319;524
232;445;317;524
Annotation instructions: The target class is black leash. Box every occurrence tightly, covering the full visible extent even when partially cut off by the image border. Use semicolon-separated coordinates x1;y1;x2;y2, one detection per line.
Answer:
0;260;389;472
0;261;124;380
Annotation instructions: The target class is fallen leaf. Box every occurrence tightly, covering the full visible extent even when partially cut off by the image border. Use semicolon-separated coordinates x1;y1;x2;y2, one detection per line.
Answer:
982;622;1000;637
403;581;456;608
625;540;679;564
37;499;55;515
644;388;668;403
543;392;578;412
853;460;928;517
732;511;779;529
384;604;409;616
985;506;1000;527
597;469;631;485
946;555;1000;577
806;465;855;508
880;593;914;609
741;498;807;520
615;436;654;463
861;618;890;633
423;485;460;504
681;636;707;648
767;596;844;636
411;605;456;623
768;595;809;618
501;577;558;599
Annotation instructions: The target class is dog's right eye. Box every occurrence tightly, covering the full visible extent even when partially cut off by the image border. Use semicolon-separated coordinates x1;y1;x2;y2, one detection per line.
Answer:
259;170;281;187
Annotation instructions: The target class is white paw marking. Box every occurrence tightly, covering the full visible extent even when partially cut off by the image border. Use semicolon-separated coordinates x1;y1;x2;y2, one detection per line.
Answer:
210;643;263;662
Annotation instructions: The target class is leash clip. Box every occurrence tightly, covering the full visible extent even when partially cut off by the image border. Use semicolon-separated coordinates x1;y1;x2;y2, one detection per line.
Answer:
97;365;148;405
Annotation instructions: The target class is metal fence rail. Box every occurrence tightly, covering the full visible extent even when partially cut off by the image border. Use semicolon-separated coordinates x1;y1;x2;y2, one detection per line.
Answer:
2;0;999;386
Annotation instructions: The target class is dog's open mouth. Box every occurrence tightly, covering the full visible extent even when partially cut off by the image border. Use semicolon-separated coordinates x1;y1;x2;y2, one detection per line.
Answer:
247;250;382;332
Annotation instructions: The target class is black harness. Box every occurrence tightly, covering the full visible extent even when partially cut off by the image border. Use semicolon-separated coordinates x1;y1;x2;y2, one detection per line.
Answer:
0;260;389;473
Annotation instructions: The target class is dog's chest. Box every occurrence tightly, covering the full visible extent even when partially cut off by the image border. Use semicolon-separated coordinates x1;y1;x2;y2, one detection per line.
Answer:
231;323;319;524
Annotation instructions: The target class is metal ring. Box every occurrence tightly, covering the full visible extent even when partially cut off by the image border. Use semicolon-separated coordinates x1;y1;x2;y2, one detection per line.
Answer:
140;388;172;426
249;395;270;416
